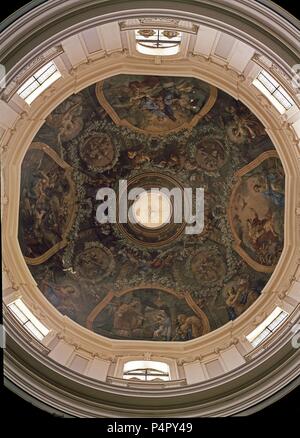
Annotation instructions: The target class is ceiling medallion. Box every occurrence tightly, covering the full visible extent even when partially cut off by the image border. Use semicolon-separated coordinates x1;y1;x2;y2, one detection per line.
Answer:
74;243;115;282
79;133;117;171
132;191;172;229
115;171;186;248
195;137;226;171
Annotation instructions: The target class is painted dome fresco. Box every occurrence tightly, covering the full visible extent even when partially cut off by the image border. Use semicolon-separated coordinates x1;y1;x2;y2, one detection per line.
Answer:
18;74;285;342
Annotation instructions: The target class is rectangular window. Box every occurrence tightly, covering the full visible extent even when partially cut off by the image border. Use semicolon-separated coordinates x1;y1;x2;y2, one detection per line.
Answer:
17;61;61;104
246;306;288;347
253;70;295;114
135;29;182;56
8;298;49;341
123;360;170;382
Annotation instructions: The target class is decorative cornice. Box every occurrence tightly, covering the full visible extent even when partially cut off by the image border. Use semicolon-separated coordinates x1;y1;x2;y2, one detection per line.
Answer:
119;17;198;35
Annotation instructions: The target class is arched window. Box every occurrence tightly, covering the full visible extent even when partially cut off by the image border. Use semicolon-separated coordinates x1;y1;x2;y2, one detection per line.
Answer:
135;29;182;56
123;360;171;381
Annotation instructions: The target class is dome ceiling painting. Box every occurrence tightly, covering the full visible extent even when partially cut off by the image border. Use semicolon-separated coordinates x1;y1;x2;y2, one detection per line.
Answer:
18;74;285;342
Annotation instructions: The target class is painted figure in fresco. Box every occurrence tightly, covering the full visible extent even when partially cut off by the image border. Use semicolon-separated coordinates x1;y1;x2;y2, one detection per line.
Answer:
113;298;143;337
247;211;278;247
173;314;203;340
127;150;151;167
158;149;197;171
136;82;179;122
175;81;207;113
224;105;265;144
40;280;79;320
231;157;284;267
100;75;213;133
153;310;172;341
240;173;283;265
260;173;285;209
133;79;207;123
23;168;55;215
127;77;161;102
139;96;168;121
225;276;259;320
20;155;70;255
90;287;207;341
46;95;84;146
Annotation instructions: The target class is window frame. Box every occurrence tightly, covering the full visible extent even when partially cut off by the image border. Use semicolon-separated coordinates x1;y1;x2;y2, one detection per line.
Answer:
17;61;61;104
253;70;295;113
135;29;182;56
246;307;288;347
123;360;171;382
8;299;49;341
